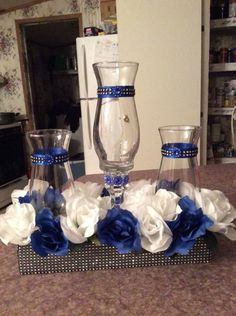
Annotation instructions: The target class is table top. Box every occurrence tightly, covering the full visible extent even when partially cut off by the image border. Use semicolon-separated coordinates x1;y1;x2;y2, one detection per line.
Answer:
0;164;236;316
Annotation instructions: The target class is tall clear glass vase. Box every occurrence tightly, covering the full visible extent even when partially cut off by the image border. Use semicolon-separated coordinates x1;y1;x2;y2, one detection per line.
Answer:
156;125;201;197
27;129;74;216
93;61;140;208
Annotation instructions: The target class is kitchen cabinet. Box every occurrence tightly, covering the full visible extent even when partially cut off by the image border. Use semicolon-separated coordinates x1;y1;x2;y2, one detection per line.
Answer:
207;11;236;164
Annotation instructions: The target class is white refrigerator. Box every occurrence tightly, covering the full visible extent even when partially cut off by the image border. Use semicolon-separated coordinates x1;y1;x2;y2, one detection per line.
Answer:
76;34;118;174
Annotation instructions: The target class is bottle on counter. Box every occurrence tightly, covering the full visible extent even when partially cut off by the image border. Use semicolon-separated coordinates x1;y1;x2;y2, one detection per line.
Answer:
219;0;229;18
229;0;236;17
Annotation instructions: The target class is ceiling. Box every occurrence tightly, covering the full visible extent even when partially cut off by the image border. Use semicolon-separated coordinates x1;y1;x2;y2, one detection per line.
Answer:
0;0;47;14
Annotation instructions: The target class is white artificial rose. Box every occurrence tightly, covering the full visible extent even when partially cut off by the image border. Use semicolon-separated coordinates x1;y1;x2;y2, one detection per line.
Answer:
138;205;173;253
151;189;181;221
75;181;103;198
97;196;111;219
11;189;28;204
122;180;156;216
197;188;236;240
29;179;49;195
61;192;100;244
178;181;197;200
0;203;35;245
127;179;155;193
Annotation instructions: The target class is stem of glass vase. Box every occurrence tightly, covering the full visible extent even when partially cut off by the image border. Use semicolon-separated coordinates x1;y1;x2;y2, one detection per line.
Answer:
104;172;129;208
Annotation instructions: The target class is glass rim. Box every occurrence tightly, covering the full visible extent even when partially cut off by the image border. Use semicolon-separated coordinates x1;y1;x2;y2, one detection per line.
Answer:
93;61;139;68
27;129;72;137
158;125;201;132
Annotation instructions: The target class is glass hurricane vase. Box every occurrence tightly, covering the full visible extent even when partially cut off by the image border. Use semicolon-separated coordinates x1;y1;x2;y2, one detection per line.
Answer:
93;61;140;208
27;129;75;216
156;125;201;196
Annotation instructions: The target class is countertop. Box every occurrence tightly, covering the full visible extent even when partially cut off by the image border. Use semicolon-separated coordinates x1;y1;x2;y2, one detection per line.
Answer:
0;164;236;316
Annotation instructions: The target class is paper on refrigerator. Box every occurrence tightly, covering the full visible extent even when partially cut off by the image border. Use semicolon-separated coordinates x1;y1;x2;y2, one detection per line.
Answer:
94;37;118;62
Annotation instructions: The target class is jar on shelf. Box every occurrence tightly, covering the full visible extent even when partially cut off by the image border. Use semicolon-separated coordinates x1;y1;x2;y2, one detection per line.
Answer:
218;48;228;63
227;48;233;63
231;47;236;62
229;0;236;17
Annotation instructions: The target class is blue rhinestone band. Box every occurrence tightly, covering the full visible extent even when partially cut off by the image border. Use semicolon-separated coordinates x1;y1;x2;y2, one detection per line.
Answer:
104;174;129;186
31;147;69;166
161;143;198;159
97;86;135;98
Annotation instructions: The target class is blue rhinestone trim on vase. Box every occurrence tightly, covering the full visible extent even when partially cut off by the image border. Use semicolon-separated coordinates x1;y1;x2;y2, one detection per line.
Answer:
97;86;135;98
31;147;69;165
104;174;129;186
161;143;198;159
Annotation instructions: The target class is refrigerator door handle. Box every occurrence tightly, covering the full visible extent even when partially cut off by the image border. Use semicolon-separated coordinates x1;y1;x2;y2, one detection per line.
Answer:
82;44;89;98
86;100;92;150
82;44;92;149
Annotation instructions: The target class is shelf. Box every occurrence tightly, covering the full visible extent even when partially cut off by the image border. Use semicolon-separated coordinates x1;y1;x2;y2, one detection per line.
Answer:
214;157;236;164
209;62;236;72
52;70;78;75
210;17;236;30
208;107;234;115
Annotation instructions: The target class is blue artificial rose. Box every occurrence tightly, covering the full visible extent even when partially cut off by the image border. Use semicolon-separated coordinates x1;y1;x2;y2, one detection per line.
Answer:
97;207;141;254
31;208;69;257
165;196;214;257
44;187;65;210
31;190;44;210
156;179;180;192
18;192;31;204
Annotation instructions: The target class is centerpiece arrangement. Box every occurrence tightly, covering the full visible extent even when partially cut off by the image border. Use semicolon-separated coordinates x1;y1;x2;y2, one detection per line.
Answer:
0;61;235;275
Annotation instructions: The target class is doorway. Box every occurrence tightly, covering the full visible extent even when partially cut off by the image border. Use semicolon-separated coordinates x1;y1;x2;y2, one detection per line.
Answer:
16;15;85;178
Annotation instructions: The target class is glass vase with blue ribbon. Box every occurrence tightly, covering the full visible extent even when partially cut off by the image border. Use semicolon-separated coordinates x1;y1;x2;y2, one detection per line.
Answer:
27;129;74;216
156;125;201;196
93;61;140;208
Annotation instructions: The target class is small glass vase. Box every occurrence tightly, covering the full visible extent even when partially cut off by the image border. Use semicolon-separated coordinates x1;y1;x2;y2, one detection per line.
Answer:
156;125;201;196
27;129;74;215
93;61;140;208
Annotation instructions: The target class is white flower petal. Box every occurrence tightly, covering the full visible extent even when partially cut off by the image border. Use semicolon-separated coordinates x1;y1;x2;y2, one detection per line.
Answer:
151;189;180;220
0;203;35;245
11;189;28;204
199;188;236;239
60;216;87;244
30;179;49;196
178;181;197;200
138;205;173;253
62;192;100;243
75;181;103;198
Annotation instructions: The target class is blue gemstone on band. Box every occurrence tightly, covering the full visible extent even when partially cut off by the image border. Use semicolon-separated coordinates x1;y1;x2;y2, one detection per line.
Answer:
104;175;113;185
31;147;69;165
161;143;198;159
97;86;135;98
104;174;129;186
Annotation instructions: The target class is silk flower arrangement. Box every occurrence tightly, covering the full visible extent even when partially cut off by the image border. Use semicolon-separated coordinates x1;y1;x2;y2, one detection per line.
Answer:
0;180;236;257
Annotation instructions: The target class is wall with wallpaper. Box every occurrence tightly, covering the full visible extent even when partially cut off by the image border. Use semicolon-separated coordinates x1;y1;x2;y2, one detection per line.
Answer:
0;0;100;114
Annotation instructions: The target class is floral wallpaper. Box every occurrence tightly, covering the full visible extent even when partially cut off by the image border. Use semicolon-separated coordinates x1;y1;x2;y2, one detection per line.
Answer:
0;0;101;114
